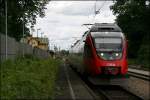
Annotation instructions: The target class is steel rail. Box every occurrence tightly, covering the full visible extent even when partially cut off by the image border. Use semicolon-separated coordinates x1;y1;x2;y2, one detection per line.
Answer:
69;64;147;100
128;68;150;81
96;85;142;100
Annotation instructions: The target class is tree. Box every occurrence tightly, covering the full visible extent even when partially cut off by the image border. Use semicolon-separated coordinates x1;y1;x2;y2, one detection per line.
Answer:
0;0;50;41
60;50;69;56
54;45;58;53
111;0;150;59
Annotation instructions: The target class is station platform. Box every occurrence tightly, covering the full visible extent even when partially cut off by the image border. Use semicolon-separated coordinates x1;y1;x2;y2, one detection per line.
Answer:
54;64;98;100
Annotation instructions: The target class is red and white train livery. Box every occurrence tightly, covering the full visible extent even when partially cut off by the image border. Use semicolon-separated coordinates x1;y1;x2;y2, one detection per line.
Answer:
69;23;128;76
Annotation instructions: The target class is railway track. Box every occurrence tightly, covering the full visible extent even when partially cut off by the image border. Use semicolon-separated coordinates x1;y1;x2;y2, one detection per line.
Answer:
94;85;142;100
70;65;147;100
128;68;150;81
82;77;142;100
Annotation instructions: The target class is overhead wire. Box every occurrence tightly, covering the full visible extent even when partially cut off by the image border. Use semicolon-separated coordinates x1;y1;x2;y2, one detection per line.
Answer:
97;0;107;14
92;0;107;23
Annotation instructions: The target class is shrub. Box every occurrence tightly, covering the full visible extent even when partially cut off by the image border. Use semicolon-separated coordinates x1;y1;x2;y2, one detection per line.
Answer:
1;57;61;99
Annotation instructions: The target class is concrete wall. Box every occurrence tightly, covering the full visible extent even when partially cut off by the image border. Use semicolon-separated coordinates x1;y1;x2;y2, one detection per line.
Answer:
0;33;49;61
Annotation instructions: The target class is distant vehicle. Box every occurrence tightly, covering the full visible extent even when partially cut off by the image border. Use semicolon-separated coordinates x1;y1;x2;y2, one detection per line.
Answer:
69;23;128;76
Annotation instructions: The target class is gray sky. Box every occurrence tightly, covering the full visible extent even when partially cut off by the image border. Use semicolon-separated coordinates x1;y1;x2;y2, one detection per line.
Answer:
33;1;116;50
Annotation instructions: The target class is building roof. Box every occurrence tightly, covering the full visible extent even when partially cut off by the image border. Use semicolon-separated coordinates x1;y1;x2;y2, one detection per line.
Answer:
20;36;49;45
35;37;49;44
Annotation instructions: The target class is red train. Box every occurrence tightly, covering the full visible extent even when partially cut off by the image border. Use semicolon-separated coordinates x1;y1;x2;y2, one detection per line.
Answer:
69;23;128;76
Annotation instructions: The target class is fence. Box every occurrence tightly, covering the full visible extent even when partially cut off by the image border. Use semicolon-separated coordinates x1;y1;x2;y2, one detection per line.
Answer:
0;33;50;61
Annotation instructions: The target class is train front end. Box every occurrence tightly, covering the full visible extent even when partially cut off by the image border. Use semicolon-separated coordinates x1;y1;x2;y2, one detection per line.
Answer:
90;23;128;76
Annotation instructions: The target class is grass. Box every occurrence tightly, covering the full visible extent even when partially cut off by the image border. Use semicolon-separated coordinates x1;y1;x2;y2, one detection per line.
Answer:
0;55;61;99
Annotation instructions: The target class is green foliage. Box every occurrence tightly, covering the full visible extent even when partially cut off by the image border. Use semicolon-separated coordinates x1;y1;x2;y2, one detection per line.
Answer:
137;35;150;67
0;0;50;41
60;50;69;56
111;0;150;67
111;0;150;57
1;56;61;99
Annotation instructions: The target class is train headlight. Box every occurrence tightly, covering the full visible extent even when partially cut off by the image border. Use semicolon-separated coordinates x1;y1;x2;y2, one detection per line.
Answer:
115;53;122;59
100;53;104;56
98;52;122;60
115;53;119;56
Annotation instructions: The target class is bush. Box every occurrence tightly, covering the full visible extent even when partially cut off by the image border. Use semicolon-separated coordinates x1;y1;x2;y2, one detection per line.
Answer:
0;56;61;99
137;35;150;68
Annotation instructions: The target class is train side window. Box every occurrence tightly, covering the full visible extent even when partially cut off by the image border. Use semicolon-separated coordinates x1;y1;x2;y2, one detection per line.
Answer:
84;43;92;58
84;43;88;58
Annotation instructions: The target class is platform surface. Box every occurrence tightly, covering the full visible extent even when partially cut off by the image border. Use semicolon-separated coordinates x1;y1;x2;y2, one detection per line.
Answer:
54;64;98;100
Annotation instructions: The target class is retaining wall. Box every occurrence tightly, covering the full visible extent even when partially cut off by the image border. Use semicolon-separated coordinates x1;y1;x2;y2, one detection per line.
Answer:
0;33;49;61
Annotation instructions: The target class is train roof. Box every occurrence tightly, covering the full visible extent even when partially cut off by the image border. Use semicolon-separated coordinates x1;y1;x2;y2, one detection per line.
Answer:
90;23;122;32
70;23;124;49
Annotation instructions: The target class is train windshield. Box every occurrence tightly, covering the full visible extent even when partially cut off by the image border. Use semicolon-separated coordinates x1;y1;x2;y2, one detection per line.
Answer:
94;37;122;52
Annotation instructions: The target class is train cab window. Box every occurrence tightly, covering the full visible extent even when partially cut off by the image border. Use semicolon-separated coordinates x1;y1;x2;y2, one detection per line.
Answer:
84;43;93;58
95;37;122;52
94;37;123;60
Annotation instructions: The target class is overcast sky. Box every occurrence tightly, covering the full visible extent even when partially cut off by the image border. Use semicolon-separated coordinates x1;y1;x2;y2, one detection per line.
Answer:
32;1;116;50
